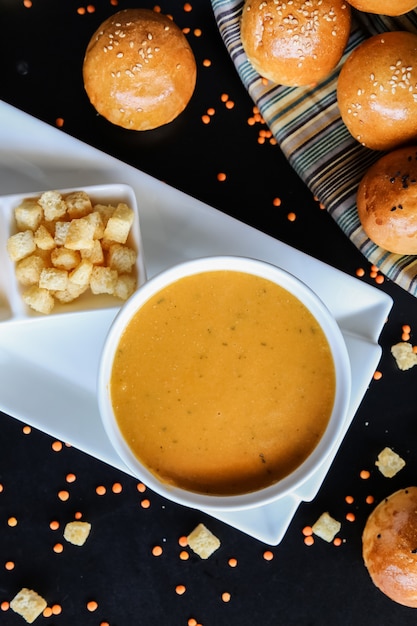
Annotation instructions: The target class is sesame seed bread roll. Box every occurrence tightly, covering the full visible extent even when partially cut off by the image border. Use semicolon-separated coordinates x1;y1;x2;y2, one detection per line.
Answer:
240;0;351;87
345;0;417;15
83;9;197;131
362;487;417;608
356;146;417;254
337;31;417;151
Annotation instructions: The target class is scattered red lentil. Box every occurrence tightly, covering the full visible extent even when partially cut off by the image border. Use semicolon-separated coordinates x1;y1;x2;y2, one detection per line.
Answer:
141;498;151;509
53;543;64;554
221;592;231;603
346;512;356;522
366;495;375;505
179;550;189;561
137;482;146;493
272;197;282;207
152;545;163;557
217;172;227;182
373;370;383;381
188;619;198;626
175;584;186;595
74;511;83;520
201;114;211;124
52;440;63;452
23;0;32;7
22;425;31;434
112;482;123;494
77;6;86;15
96;485;106;496
50;520;60;531
345;495;354;505
375;274;384;284
202;58;211;67
360;469;371;479
228;557;238;567
220;93;229;102
263;550;274;561
355;267;365;277
58;490;70;502
7;517;17;527
55;117;64;128
86;4;95;13
194;28;202;37
5;561;14;571
183;2;192;11
43;607;53;618
413;345;417;354
52;604;62;615
225;100;235;109
100;622;110;626
0;484;3;493
66;473;76;483
287;212;296;222
178;535;188;547
1;601;9;611
87;600;98;612
333;537;343;547
302;526;313;537
304;535;315;546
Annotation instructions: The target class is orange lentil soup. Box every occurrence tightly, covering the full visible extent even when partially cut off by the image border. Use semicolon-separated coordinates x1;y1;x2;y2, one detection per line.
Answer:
110;270;335;496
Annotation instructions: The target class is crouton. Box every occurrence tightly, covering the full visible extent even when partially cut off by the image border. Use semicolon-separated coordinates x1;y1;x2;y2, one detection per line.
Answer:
103;203;134;244
22;285;55;314
38;190;67;221
10;588;47;624
107;243;137;274
65;190;93;218
7;230;36;262
14;197;43;231
90;266;118;295
39;267;68;291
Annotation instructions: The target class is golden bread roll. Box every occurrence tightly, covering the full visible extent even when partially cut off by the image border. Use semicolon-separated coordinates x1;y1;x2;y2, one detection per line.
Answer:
83;9;196;131
240;0;351;87
357;146;417;254
337;31;417;151
346;0;417;15
362;487;417;608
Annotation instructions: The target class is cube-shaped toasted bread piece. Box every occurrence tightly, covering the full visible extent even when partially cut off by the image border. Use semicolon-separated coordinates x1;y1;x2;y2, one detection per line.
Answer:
103;203;134;244
34;224;56;250
69;259;94;287
39;267;68;291
64;520;92;546
10;588;47;624
15;254;47;286
7;230;36;262
114;274;137;300
65;216;96;250
14;197;43;231
90;266;118;295
187;523;221;559
107;243;136;274
65;190;93;219
22;285;55;314
51;247;81;271
38;190;67;221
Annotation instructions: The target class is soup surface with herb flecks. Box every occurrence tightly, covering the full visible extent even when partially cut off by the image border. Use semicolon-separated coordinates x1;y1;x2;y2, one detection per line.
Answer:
110;270;335;496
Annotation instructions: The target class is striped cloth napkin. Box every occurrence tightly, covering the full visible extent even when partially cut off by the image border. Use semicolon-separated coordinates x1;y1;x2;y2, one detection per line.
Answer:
211;1;417;296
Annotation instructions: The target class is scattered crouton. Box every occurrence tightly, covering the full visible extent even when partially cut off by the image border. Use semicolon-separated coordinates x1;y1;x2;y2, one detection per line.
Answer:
10;588;47;624
312;512;341;543
391;342;417;371
187;523;221;559
63;520;91;546
375;446;406;478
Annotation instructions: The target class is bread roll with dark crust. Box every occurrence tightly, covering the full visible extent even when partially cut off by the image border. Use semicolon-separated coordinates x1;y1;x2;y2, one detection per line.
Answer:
240;0;351;87
357;146;417;254
83;9;196;131
337;31;417;151
362;487;417;608
346;0;417;15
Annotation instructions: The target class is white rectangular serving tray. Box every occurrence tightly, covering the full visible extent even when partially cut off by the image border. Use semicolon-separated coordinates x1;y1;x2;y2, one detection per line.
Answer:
0;101;393;545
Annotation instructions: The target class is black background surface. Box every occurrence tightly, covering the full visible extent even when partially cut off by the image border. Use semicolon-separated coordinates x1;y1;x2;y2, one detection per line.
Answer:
1;1;417;624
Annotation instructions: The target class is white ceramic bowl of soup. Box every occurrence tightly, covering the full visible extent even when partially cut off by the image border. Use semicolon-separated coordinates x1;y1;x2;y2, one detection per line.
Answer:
98;256;351;512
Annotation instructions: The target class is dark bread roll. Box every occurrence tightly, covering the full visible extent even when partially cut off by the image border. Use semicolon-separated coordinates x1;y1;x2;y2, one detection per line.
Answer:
363;487;417;607
240;0;351;87
337;31;417;151
83;8;196;131
357;146;417;254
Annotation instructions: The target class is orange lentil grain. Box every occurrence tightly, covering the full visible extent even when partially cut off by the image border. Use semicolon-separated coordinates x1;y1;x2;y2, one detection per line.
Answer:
23;0;32;6
112;482;123;494
366;495;375;504
137;482;146;493
5;561;14;571
55;117;64;128
220;93;229;102
413;345;417;354
179;550;189;560
270;137;277;145
53;543;64;553
50;520;60;530
360;469;371;479
152;545;163;557
43;607;53;618
1;601;9;611
77;7;86;15
370;269;377;279
96;485;106;496
346;512;356;522
194;28;202;37
287;212;296;222
52;440;63;452
375;274;384;284
201;114;210;124
228;557;238;567
87;4;95;12
263;550;274;561
402;332;410;341
302;525;313;536
247;117;255;126
0;484;3;493
217;172;227;182
74;511;83;520
371;264;378;272
304;535;315;546
402;324;411;333
272;197;282;207
207;107;215;116
188;620;198;626
203;59;211;67
355;268;365;277
373;371;382;381
178;535;188;547
22;425;31;434
222;592;231;603
58;490;70;501
257;136;266;145
141;498;151;509
225;100;235;109
87;600;98;612
7;517;17;527
100;623;110;626
184;2;192;11
333;537;343;547
345;495;354;505
52;604;62;615
175;584;186;595
66;473;76;483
